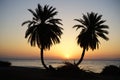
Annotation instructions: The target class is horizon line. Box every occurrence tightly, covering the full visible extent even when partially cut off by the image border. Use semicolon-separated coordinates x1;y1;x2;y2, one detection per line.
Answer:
0;58;120;61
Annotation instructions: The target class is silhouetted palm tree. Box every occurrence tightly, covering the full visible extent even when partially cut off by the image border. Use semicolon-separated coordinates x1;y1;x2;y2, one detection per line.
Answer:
73;12;109;66
22;4;63;69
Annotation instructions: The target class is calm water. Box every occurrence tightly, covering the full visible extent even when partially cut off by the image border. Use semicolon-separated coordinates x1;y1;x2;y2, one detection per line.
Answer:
9;59;120;73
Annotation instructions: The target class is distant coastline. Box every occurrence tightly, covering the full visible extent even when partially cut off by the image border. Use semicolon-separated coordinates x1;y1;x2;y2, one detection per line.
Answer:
1;58;120;61
0;58;119;73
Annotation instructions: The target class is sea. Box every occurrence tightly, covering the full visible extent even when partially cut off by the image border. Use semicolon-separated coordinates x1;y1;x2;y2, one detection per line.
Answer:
8;59;120;73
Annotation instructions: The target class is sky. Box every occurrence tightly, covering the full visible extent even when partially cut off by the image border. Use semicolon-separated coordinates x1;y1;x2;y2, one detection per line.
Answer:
0;0;120;60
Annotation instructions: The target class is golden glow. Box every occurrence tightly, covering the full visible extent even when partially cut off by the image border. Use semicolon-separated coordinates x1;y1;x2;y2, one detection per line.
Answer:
48;36;82;59
0;0;120;60
64;54;70;59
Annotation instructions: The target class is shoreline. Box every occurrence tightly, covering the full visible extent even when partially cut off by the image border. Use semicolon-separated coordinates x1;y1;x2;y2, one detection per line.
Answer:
1;58;120;61
8;59;120;73
0;59;119;73
0;65;120;80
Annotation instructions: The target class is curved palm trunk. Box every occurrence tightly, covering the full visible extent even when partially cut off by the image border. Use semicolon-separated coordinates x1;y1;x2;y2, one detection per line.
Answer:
40;48;49;69
76;48;86;66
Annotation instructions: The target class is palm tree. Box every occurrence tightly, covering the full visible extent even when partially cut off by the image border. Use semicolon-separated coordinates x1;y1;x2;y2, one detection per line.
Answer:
73;12;109;66
22;4;63;69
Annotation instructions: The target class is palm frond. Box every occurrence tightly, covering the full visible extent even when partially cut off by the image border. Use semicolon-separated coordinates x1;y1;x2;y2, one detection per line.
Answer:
49;12;58;18
48;19;63;25
74;19;81;22
73;25;84;30
95;14;102;23
22;20;31;26
96;29;109;34
96;20;106;26
49;6;56;14
74;19;86;26
38;4;42;12
28;9;38;19
83;14;89;26
97;25;109;29
28;21;35;27
97;32;109;40
48;6;54;12
25;25;37;38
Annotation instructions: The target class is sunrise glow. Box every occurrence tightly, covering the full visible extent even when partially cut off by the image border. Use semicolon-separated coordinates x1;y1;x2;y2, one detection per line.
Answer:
0;0;120;60
65;54;70;59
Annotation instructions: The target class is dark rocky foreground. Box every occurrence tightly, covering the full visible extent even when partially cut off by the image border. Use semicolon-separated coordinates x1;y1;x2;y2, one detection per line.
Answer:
0;61;120;80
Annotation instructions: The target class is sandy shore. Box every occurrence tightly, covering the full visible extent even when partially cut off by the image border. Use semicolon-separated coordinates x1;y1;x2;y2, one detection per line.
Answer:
0;66;120;80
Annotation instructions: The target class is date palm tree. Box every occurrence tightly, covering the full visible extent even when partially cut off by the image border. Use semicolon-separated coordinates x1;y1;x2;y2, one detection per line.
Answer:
22;4;63;69
73;12;109;66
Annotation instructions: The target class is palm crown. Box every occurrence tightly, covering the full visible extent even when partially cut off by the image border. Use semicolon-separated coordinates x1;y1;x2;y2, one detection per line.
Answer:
22;4;63;49
73;12;109;51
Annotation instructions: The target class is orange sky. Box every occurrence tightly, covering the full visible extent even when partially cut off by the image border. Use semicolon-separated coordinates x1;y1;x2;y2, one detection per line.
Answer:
0;0;120;60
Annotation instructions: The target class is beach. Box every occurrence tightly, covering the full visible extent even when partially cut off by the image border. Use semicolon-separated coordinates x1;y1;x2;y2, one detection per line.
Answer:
0;65;120;80
10;59;120;73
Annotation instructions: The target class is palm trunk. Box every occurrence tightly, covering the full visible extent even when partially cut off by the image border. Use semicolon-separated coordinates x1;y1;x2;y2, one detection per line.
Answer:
76;48;86;66
40;48;49;69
